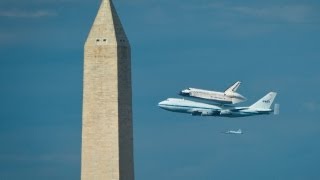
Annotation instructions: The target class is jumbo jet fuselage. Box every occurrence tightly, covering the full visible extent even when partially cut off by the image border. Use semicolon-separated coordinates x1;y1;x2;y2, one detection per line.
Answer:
158;98;221;116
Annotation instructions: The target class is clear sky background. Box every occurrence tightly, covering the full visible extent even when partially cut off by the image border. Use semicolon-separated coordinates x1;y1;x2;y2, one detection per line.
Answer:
0;0;320;179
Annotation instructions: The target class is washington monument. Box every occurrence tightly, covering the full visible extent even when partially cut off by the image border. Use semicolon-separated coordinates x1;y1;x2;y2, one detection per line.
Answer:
81;0;134;179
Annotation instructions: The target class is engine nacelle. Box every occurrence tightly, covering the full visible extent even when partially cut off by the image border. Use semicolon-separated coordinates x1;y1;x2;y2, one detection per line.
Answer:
201;111;213;116
220;109;232;115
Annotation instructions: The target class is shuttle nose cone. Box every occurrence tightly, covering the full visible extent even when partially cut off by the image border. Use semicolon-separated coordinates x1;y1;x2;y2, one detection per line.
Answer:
158;101;165;108
179;89;190;96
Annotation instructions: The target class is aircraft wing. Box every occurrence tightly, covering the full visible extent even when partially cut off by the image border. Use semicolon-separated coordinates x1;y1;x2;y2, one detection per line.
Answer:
229;107;248;111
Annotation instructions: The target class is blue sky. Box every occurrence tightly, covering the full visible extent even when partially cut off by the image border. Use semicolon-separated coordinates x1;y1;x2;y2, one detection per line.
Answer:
0;0;320;179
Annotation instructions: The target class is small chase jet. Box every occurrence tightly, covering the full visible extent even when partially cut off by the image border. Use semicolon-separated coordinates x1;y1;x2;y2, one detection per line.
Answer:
223;129;243;134
158;92;278;118
179;81;246;105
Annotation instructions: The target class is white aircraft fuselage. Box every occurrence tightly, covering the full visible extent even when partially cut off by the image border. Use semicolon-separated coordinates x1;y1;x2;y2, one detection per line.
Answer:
224;129;243;134
180;88;246;105
179;81;246;105
158;98;221;116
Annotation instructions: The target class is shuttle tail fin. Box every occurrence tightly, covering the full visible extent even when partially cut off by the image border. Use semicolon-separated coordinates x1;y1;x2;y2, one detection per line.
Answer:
224;81;241;94
249;92;277;109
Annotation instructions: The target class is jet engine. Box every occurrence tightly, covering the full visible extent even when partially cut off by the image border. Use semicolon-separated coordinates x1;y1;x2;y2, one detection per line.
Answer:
191;110;215;116
201;111;213;116
220;109;232;115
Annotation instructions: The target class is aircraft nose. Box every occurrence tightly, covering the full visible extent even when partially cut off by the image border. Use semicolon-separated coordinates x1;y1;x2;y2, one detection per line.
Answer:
179;89;190;96
158;101;165;107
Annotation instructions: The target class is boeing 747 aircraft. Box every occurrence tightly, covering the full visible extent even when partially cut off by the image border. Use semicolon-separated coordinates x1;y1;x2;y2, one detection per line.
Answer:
158;92;278;118
179;81;246;105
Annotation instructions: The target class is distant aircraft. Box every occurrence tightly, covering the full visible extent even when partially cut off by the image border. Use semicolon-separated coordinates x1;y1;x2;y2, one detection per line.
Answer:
223;129;243;134
158;92;278;118
179;81;246;105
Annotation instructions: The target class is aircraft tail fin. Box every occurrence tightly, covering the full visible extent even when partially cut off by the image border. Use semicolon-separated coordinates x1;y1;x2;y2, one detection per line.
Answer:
249;92;277;109
274;103;280;115
224;81;241;94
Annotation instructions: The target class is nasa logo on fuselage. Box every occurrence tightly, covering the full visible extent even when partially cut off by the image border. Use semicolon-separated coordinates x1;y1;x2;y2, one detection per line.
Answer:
263;100;270;103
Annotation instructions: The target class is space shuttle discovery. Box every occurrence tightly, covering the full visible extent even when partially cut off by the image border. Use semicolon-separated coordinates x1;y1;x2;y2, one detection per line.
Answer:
179;81;246;104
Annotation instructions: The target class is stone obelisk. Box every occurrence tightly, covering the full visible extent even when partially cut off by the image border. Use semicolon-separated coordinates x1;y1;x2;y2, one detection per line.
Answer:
81;0;134;179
